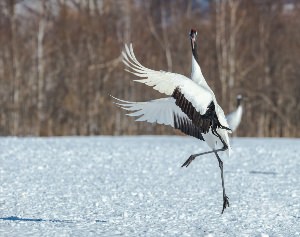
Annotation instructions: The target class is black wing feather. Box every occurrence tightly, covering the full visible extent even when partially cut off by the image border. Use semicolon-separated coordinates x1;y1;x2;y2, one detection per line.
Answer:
173;113;205;141
172;87;222;134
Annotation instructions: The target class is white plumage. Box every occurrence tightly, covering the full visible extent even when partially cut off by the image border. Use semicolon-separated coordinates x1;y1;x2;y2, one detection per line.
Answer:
122;44;213;116
226;95;243;132
191;53;211;91
113;97;184;126
112;29;231;213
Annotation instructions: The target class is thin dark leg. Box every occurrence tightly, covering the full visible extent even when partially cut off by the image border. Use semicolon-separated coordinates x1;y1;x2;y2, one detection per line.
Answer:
181;147;226;168
215;151;229;214
219;124;232;132
181;127;228;168
211;128;230;213
181;125;230;213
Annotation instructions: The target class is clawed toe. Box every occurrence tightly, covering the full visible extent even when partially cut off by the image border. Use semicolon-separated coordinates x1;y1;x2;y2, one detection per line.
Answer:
181;155;195;167
221;195;230;214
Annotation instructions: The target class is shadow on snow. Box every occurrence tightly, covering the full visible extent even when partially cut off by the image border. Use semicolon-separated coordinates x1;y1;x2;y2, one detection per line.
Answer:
0;216;107;223
249;171;277;175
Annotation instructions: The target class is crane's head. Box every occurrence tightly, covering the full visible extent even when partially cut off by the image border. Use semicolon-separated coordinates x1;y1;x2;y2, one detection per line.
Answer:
236;94;243;106
189;29;197;50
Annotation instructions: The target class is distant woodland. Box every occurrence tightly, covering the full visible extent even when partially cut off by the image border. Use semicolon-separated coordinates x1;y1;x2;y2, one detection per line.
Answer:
0;0;299;137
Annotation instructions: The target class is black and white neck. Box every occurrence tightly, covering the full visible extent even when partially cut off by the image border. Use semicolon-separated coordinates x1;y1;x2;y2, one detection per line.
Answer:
189;29;211;91
190;29;199;64
236;95;243;108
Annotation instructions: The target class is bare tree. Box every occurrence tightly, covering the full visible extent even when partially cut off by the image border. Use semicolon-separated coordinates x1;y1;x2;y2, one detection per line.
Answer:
0;0;298;137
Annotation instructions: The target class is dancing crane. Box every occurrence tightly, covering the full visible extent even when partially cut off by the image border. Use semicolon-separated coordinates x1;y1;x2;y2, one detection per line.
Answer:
112;29;232;213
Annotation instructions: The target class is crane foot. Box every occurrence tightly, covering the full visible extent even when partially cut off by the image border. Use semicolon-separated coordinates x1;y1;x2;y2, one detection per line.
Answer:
181;154;196;167
221;195;230;214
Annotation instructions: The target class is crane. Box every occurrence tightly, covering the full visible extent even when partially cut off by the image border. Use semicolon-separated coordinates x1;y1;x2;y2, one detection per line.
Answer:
226;95;243;133
112;29;232;214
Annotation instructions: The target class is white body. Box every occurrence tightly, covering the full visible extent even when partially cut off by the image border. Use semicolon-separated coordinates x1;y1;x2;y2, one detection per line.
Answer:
190;48;231;155
203;128;230;154
226;105;243;132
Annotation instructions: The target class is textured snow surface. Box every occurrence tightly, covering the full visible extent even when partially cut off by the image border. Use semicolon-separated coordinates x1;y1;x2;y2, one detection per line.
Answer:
0;136;299;237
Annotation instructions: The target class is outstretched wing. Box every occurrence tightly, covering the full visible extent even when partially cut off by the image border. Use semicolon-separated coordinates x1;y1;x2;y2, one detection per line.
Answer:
112;96;204;141
122;44;213;116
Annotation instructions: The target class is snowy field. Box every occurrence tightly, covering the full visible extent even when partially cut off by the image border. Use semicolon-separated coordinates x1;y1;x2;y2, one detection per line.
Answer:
0;136;299;237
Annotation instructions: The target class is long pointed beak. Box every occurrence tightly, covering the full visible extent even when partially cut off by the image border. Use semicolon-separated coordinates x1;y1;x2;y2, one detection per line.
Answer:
191;37;195;50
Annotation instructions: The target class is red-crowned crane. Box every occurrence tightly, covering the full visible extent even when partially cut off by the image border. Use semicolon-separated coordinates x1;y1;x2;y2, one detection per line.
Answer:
226;95;243;133
112;29;232;214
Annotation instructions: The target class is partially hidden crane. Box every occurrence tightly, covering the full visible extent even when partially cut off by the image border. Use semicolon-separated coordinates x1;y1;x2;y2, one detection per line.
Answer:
226;95;243;133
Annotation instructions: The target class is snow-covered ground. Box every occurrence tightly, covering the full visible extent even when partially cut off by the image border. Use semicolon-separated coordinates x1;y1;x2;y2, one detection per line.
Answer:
0;136;299;236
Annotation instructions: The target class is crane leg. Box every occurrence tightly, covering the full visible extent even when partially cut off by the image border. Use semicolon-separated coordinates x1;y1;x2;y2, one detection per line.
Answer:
181;123;230;214
181;128;228;168
214;151;230;214
211;128;230;213
181;150;215;167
